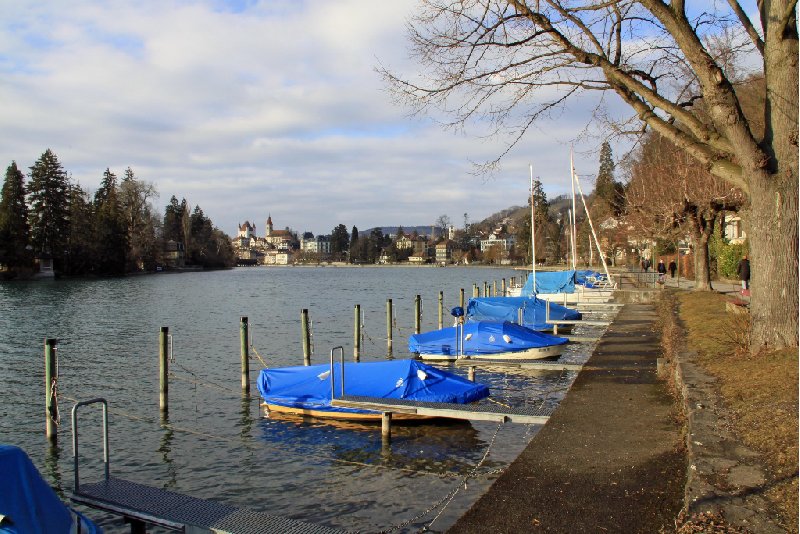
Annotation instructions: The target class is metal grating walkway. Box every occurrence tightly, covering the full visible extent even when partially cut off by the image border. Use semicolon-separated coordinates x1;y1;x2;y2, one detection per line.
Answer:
72;477;345;534
331;395;553;424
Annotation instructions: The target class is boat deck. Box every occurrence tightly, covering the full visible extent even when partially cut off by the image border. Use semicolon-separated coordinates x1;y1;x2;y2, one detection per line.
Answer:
330;395;553;424
72;477;345;533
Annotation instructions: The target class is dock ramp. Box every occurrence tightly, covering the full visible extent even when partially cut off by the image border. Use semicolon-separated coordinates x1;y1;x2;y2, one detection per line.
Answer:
71;398;344;534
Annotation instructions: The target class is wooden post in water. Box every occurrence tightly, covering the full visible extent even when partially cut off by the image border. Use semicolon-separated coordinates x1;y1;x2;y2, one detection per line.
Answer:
484;281;489;297
473;284;479;298
460;288;465;309
159;327;169;415
493;281;497;297
44;338;57;442
240;317;250;394
301;309;311;366
502;278;507;296
438;291;444;329
386;299;393;350
382;412;392;440
354;304;361;361
414;294;421;335
468;366;476;382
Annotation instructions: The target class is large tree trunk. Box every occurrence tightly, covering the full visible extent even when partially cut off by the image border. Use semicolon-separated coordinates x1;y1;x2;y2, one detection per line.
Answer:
692;229;713;292
749;0;800;351
748;171;799;350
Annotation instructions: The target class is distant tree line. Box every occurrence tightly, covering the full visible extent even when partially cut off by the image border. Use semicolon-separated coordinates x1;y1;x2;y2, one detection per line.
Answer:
0;149;235;278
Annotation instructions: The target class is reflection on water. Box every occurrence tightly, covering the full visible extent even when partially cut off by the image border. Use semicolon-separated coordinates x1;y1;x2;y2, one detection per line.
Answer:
0;267;608;533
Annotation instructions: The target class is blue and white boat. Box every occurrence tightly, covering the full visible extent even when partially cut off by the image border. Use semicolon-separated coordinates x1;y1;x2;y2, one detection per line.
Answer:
409;321;569;362
466;296;582;332
0;443;101;534
257;359;489;421
509;269;615;303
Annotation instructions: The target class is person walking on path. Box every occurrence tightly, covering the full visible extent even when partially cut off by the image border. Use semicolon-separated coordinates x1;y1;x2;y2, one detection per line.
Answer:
737;255;750;291
642;258;651;272
657;259;667;284
668;259;677;278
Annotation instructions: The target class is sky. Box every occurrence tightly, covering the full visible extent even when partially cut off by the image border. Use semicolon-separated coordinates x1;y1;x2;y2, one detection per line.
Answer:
1;0;621;237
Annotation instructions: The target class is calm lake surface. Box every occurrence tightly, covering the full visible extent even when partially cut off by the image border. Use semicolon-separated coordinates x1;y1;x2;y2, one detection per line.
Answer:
0;266;610;533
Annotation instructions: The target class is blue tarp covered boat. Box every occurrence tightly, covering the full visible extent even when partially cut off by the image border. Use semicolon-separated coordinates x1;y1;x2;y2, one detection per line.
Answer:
257;359;490;421
520;270;577;295
517;270;614;301
466;296;582;332
409;321;569;361
0;444;101;534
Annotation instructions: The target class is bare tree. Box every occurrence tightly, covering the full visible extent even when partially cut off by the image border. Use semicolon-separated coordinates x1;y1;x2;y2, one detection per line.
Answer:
383;0;797;351
625;133;746;290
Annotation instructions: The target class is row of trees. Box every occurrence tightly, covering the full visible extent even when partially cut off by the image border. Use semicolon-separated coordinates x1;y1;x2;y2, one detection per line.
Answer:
386;0;797;351
0;149;234;278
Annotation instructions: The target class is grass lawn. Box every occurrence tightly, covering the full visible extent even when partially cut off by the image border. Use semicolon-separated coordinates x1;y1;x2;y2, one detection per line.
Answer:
677;291;798;531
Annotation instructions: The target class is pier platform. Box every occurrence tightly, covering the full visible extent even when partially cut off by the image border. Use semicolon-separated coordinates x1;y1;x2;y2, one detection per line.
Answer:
448;302;686;533
72;477;344;534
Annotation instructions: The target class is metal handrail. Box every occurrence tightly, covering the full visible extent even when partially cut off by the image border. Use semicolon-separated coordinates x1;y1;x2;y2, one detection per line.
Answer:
71;398;109;493
329;346;345;400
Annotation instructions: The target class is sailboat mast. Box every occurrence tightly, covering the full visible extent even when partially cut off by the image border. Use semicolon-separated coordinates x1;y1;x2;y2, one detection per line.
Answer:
530;164;536;292
573;172;613;282
570;150;578;270
567;208;574;269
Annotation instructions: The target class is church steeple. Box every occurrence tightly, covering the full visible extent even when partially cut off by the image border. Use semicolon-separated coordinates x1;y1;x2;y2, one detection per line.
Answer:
266;214;273;237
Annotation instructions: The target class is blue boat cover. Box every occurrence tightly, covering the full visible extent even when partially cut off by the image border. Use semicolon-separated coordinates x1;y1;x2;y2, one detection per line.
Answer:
257;359;489;415
409;321;568;356
575;270;606;288
0;444;101;534
520;270;576;295
466;296;582;331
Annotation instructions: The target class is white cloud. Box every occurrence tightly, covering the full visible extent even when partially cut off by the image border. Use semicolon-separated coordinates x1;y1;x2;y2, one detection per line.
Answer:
0;0;618;236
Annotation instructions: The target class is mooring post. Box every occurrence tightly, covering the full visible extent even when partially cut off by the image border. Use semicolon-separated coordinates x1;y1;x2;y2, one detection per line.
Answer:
159;327;169;414
502;278;507;296
493;281;497;297
386;299;393;350
301;309;311;366
382;412;392;440
438;291;444;330
414;295;421;335
484;281;489;297
460;288;465;309
240;317;250;394
44;338;57;442
468;366;476;382
354;304;361;361
473;284;479;298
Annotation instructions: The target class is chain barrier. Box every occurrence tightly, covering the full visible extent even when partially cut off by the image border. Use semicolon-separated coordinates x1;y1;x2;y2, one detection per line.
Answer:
49;377;61;427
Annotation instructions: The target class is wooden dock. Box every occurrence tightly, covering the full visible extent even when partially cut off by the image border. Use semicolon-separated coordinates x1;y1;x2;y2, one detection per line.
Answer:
330;395;553;425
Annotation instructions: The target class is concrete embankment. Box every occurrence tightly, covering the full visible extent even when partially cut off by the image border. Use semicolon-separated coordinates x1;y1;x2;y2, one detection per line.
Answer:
449;301;686;533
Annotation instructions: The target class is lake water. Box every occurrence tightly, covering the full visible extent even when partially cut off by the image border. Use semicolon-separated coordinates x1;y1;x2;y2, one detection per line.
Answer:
0;266;609;533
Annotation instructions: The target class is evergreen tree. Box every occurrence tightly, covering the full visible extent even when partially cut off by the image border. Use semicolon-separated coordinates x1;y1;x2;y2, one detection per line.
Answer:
163;196;184;243
188;205;213;265
63;184;95;275
349;226;360;262
595;141;625;216
27;149;70;266
330;224;349;259
93;168;128;275
516;179;552;264
0;161;31;272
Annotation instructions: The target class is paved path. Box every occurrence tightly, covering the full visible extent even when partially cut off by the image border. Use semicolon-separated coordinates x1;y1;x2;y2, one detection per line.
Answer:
448;303;685;533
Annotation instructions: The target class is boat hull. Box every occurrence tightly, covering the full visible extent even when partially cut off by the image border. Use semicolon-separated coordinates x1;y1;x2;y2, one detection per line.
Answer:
262;402;434;421
417;342;564;362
